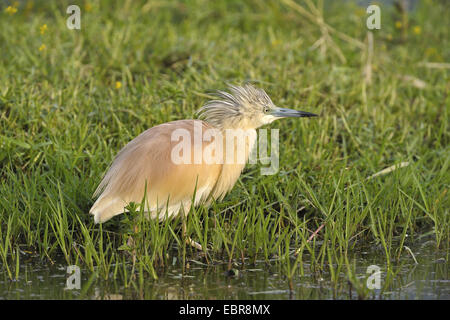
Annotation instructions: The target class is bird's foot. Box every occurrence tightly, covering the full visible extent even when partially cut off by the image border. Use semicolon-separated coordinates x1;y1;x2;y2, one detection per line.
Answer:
126;235;137;269
186;237;203;251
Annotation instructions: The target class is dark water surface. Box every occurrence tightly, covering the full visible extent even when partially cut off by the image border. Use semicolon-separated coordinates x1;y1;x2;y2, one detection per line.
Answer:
1;240;448;300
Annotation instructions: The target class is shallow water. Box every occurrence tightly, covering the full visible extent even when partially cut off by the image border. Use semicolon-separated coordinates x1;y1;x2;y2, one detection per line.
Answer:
0;240;448;300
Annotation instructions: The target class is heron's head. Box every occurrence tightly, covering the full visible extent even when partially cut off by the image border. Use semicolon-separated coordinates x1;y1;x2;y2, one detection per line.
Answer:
197;84;317;130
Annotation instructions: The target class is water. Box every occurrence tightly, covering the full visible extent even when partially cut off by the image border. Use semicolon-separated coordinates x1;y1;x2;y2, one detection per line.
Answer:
1;241;448;299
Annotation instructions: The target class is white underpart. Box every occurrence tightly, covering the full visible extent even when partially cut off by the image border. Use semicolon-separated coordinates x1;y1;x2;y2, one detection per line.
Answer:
261;114;277;125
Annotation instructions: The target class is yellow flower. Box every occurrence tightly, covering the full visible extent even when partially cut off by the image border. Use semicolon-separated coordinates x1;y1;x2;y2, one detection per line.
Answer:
40;24;48;35
386;34;393;41
395;21;402;29
39;44;46;52
85;3;92;12
413;26;421;35
5;6;18;15
115;81;122;89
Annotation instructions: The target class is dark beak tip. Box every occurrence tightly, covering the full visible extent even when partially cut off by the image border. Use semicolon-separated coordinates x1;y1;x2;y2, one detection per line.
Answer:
272;108;319;118
301;111;319;118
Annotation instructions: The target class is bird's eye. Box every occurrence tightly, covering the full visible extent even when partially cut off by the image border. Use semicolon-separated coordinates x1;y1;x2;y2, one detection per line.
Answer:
263;106;269;113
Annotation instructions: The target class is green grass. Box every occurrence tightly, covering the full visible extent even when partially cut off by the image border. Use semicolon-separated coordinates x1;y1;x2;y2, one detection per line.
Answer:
0;0;448;297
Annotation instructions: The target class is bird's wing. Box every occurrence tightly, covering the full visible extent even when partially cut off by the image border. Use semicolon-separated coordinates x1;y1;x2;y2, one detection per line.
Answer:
90;120;223;223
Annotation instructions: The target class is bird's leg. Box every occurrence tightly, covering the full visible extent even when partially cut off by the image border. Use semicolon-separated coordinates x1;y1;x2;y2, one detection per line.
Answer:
295;222;326;256
306;223;326;243
127;224;139;266
181;209;204;251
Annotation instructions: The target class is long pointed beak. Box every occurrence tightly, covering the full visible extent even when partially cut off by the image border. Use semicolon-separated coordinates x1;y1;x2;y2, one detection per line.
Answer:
271;107;318;118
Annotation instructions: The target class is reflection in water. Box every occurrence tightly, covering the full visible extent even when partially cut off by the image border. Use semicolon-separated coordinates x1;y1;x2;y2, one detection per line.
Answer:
0;242;448;300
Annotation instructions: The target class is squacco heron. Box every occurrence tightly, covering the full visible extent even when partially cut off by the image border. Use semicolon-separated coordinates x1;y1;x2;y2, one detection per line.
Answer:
90;84;317;226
